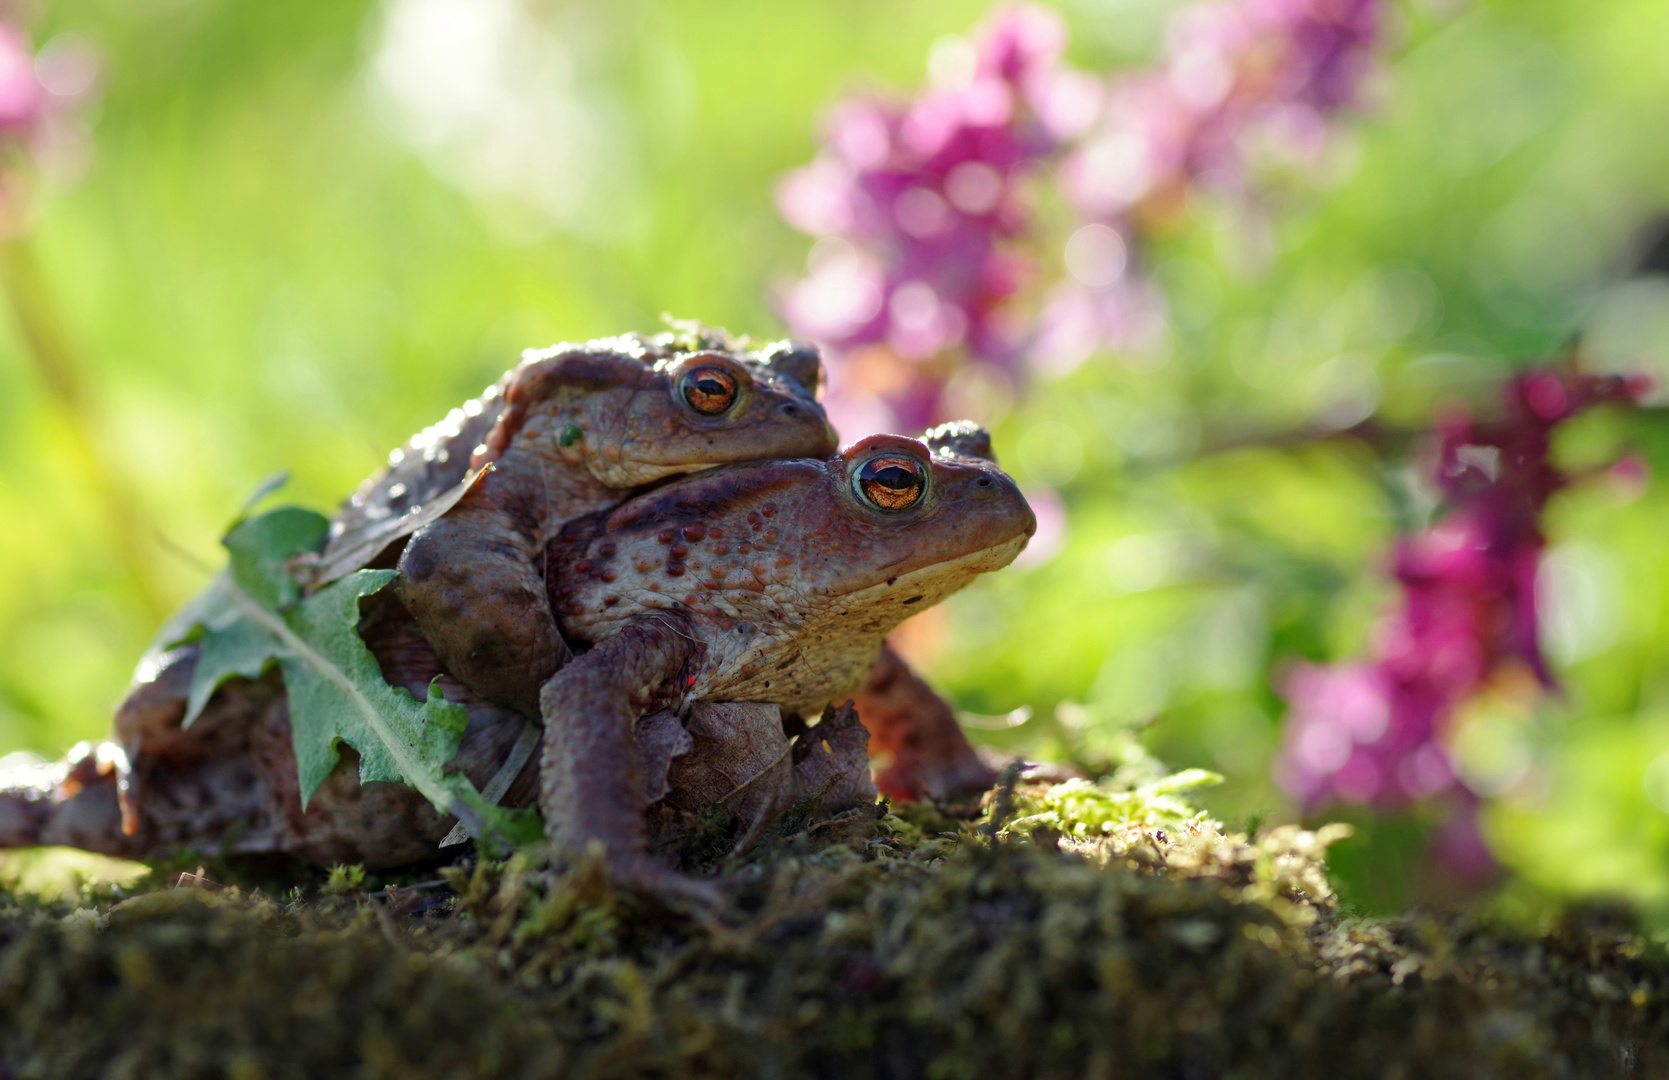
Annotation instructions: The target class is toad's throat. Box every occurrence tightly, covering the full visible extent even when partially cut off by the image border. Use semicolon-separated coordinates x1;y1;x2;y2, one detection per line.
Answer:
696;533;1032;716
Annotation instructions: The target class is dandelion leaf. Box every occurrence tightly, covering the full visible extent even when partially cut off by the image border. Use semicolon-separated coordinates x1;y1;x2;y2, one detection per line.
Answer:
279;569;469;805
162;506;472;815
183;604;278;725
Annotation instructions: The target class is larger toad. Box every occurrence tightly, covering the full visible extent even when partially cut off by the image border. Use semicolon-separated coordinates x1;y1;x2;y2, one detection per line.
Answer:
333;331;837;720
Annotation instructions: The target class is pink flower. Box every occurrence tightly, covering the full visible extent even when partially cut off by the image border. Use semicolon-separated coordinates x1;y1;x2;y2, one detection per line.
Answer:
1275;368;1646;871
777;0;1386;432
0;25;45;135
776;4;1079;432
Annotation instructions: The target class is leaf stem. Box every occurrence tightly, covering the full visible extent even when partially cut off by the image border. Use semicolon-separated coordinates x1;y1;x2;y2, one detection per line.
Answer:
0;235;167;619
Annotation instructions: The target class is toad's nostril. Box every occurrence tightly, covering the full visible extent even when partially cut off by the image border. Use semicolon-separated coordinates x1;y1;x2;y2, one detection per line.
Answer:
977;477;991;487
780;403;798;416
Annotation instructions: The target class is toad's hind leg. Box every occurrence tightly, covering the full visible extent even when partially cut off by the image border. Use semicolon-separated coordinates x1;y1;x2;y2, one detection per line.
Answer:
537;616;718;904
855;644;997;803
398;484;572;719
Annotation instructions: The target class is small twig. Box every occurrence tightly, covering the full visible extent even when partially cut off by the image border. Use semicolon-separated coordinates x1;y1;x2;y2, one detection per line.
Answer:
173;866;222;891
1146;830;1169;870
804;808;866;835
981;759;1025;847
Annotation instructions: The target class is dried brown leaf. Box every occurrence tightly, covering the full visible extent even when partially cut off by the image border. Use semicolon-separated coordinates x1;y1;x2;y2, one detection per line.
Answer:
663;703;797;847
791;701;877;814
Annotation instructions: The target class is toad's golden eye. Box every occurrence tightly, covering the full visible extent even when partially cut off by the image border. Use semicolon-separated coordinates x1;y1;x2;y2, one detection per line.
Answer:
681;367;738;415
854;454;927;512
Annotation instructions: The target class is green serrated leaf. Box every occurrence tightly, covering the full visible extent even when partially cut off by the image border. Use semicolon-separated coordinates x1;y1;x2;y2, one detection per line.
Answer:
277;571;470;806
179;510;330;727
240;469;292;514
163;507;475;818
183;597;280;726
224;506;329;609
454;785;546;855
134;570;241;681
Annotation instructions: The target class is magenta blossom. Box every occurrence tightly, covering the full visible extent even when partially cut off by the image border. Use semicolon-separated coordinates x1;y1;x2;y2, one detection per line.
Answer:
0;24;45;134
1276;368;1647;869
777;4;1093;434
0;20;101;231
1047;0;1380;368
1062;0;1379;221
779;0;1387;428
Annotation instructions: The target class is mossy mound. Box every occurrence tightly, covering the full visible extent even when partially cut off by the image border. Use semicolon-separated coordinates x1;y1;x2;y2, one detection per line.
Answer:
1;795;1667;1078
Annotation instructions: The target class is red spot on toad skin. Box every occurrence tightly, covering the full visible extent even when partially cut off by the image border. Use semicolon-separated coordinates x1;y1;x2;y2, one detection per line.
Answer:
600;569;618;583
763;528;780;543
747;511;763;529
657;530;675;545
712;543;730;556
762;504;777;517
603;595;619;607
775;554;794;568
709;527;725;540
667;562;686;577
669;544;688;559
682;523;706;542
738;542;753;554
599;542;617;557
687;676;696;686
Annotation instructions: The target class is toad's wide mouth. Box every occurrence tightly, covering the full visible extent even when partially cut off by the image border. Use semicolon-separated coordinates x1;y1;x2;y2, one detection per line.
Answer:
824;531;1033;618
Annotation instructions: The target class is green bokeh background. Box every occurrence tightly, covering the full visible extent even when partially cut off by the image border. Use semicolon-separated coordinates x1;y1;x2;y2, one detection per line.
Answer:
6;0;1669;918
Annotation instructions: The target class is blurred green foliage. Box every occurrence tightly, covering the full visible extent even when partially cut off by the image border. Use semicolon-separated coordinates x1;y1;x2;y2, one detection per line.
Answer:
5;0;1669;918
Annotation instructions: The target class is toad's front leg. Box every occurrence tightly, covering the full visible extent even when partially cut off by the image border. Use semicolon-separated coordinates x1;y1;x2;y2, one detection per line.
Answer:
398;475;572;719
538;615;718;903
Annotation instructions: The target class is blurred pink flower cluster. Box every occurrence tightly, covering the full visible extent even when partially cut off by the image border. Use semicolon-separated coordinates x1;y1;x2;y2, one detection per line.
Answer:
1276;369;1647;868
1045;0;1380;368
776;0;1382;434
0;16;99;228
776;5;1096;436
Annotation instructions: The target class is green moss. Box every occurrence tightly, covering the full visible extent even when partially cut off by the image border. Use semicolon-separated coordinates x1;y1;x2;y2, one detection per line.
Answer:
1;793;1665;1078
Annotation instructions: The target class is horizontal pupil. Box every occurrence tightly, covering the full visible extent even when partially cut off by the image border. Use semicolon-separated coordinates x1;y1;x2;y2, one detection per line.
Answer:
870;467;916;489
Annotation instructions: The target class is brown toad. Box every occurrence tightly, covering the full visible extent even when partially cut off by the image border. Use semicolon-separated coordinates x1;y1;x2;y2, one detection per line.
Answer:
536;432;1034;892
329;330;837;720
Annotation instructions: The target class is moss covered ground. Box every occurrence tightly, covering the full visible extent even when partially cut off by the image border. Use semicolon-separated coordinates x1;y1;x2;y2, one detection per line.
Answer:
2;772;1668;1079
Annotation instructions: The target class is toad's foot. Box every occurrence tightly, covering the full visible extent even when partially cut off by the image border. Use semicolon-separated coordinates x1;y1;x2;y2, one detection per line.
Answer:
602;852;727;910
0;743;240;859
855;644;997;803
